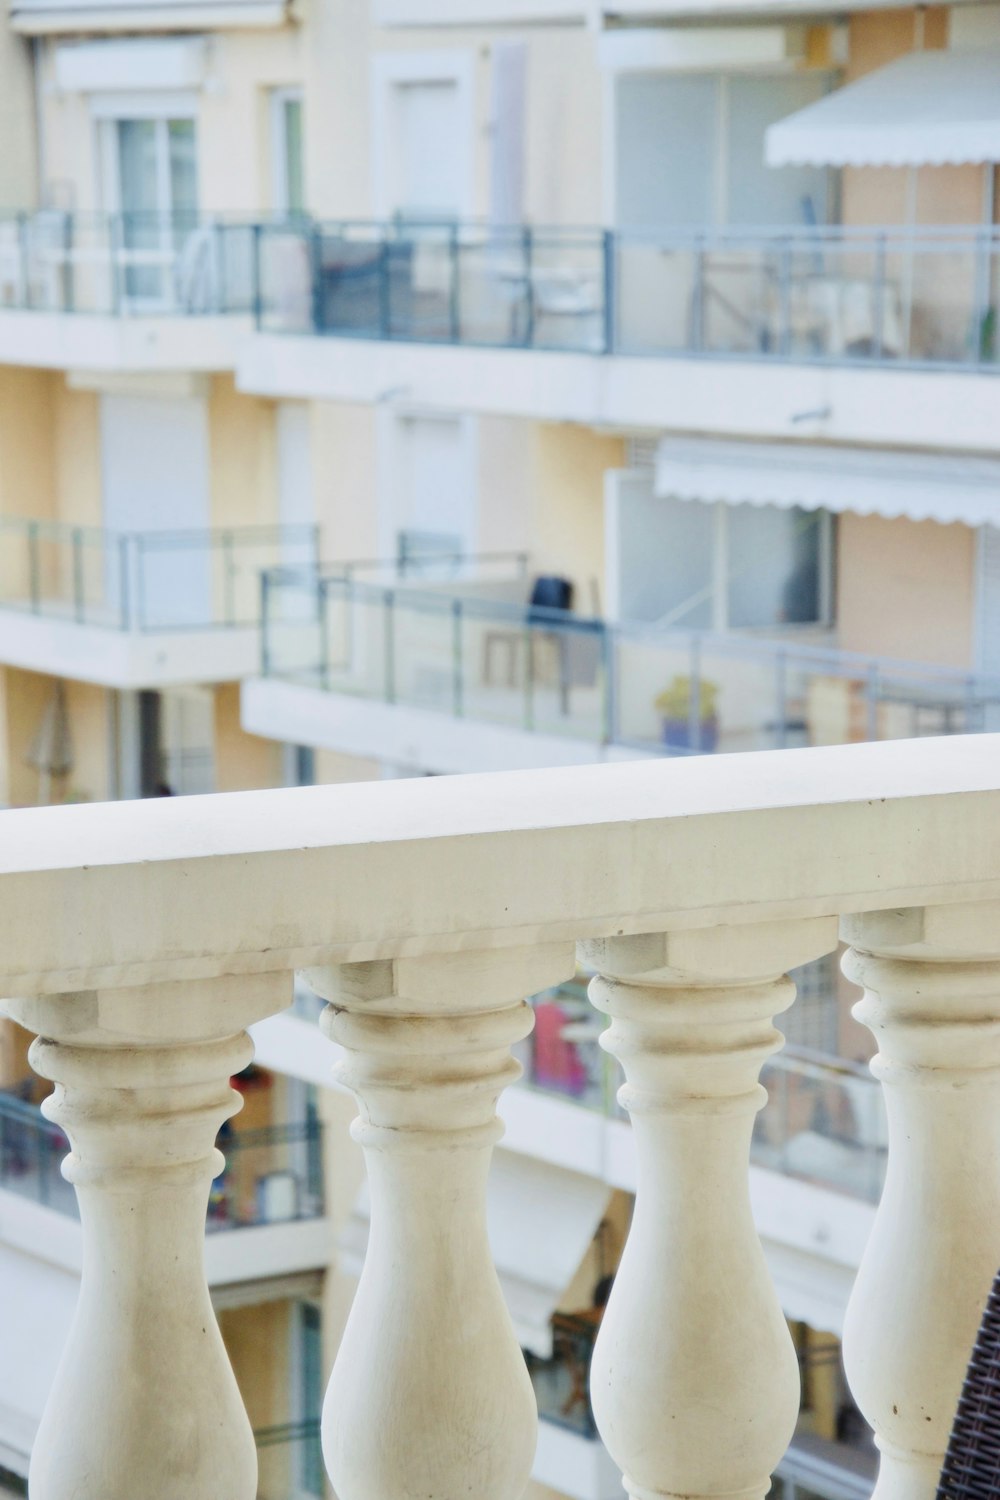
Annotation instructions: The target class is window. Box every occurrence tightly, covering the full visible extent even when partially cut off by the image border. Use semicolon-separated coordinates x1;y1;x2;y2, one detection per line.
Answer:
101;114;199;306
271;87;305;218
611;480;834;632
614;72;830;230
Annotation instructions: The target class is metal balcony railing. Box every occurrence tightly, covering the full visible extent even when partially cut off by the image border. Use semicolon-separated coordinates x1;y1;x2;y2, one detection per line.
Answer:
0;519;318;632
0;1091;325;1230
256;219;1000;374
0;211;266;318
518;984;887;1204
255;1421;324;1500
260;564;1000;757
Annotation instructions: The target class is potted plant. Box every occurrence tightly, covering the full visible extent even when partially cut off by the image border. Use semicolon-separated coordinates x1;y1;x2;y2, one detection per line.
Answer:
654;675;720;752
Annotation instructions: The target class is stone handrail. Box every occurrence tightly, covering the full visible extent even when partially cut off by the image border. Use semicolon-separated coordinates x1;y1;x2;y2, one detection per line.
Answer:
4;733;1000;1500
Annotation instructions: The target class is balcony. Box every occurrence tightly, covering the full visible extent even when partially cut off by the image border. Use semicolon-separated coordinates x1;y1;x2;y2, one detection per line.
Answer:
241;560;1000;774
518;984;887;1207
9;0;291;31
0;518;317;688
0;212;258;371
1;735;998;1499
240;219;1000;450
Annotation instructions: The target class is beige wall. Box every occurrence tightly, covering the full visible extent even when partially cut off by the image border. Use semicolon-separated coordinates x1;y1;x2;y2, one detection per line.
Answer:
0;666;111;807
531;425;625;612
214;681;283;792
311;402;379;562
837;511;976;668
305;3;603;223
209;376;279;529
219;1299;293;1431
842;9;985;230
0;367;57;519
36;25;303;215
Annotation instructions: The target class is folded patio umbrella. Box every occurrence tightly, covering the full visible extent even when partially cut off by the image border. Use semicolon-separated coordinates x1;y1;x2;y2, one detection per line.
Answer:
25;680;73;805
938;1270;1000;1499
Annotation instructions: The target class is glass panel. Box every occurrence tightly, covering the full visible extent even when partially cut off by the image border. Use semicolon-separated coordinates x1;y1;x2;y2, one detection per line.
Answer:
726;505;824;629
725;75;829;227
614;74;718;229
117;119;160;301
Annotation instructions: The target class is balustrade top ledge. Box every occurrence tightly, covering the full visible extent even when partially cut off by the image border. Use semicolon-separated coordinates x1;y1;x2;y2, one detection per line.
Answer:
3;735;1000;994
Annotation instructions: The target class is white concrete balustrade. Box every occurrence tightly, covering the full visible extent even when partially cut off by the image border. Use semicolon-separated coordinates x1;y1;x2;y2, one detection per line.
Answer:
2;735;1000;1500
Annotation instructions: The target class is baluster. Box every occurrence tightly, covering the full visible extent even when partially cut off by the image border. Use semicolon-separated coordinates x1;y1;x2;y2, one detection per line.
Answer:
841;902;1000;1500
6;971;289;1500
306;942;575;1500
582;917;837;1500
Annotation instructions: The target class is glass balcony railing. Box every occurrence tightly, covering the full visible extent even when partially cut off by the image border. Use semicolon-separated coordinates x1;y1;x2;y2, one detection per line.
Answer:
515;985;887;1205
261;566;1000;758
0;1090;325;1229
255;1420;325;1500
257;219;1000;374
0;519;318;632
0;211;264;318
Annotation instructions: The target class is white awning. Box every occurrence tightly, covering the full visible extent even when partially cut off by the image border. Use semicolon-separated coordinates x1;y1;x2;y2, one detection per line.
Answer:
655;437;1000;527
766;48;1000;167
337;1151;611;1359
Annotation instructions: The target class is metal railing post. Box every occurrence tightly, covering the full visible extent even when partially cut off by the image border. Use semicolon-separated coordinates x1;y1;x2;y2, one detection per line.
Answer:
318;581;330;689
602;229;615;354
452;598;464;717
691;237;705;354
28;522;40;613
523;624;535;732
17;212;29;309
251;222;263;328
62;213;75;314
109;213;124;316
383;588;396;703
522;225;534;348
775;650;788;749
378;232;392;339
222;531;236;626
602;623;616;745
778;238;792;358
309;222;323;333
118;535;131;630
134;535;146;630
973;225;993;366
449;224;461;343
872;232;887;362
688;637;702;752
866;661;880;741
72;527;85;623
260;570;271;677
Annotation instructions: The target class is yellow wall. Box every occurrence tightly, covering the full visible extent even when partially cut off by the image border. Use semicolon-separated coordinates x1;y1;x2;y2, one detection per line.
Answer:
218;1299;293;1431
0;367;57;519
305;2;604;223
209;376;279;528
842;9;984;230
0;667;111;806
532;425;625;613
214;681;283;792
53;383;102;526
36;26;304;215
837;511;976;668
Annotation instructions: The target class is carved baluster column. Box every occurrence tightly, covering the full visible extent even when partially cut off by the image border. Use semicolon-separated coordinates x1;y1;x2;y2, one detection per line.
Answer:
6;971;289;1500
306;942;575;1500
841;903;1000;1500
582;917;838;1500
